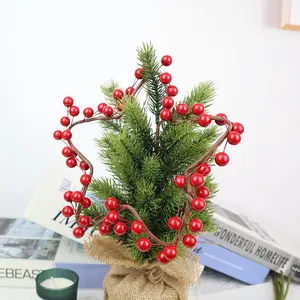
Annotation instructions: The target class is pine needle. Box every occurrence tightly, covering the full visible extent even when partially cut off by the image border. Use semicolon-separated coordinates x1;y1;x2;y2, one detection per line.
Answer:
271;272;291;300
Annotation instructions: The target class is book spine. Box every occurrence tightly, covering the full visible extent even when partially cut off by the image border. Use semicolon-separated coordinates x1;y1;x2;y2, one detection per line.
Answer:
207;218;300;282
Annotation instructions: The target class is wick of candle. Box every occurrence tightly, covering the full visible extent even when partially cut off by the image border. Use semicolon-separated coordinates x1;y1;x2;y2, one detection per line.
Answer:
50;277;58;289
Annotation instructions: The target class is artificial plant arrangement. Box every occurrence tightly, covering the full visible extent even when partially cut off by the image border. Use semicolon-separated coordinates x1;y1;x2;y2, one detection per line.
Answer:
53;43;244;300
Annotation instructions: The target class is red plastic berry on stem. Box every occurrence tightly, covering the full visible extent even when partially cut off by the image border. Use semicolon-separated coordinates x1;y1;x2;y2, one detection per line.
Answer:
114;222;127;236
63;96;74;107
160;108;172;121
53;130;62;140
196;186;210;199
97;103;107;113
159;72;172;84
174;175;187;188
73;227;85;238
176;103;189;115
113;89;124;100
168;216;182;231
164;246;177;260
162;96;174;108
102;217;111;226
102;106;114;117
66;157;77;168
227;131;241;145
78;215;91;227
83;107;94;118
64;191;73;202
215;113;227;126
215;152;230;166
80;174;92;186
69;106;80;117
196;163;211;176
161;55;172;66
62;130;72;140
81;197;91;208
197;114;212;127
62;206;74;218
189;218;203;233
166;85;178;96
62;146;73;157
137;238;152;252
71;191;84;203
134;68;143;79
183;234;197;248
192;103;204;116
232;122;244;135
126;87;135;96
190;173;204;187
105;197;119;210
130;220;144;234
61;116;71;127
106;211;120;224
99;224;110;235
157;250;170;264
80;161;89;170
191;197;206;212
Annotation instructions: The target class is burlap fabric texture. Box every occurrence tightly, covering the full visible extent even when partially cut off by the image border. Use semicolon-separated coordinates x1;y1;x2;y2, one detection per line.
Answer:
85;236;203;300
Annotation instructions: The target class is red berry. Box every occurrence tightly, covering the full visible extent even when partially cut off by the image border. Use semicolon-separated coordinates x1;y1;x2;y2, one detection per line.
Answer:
159;72;172;84
102;106;114;117
113;89;124;100
126;87;135;95
105;197;119;210
97;103;107;113
80;161;89;170
196;163;211;176
62;206;74;218
62;130;72;140
71;191;84;203
53;130;62;140
196;186;210;199
162;96;174;108
60;116;71;127
197;114;212;127
160;108;172;121
192;103;204;115
227;131;241;145
99;224;110;235
106;211;120;224
114;222;127;236
174;175;187;188
157;250;170;264
183;234;197;248
66;157;77;168
166;85;178;96
190;173;204;187
215;152;230;166
102;217;111;226
161;55;172;66
191;197;206;212
176;103;189;115
83;107;94;118
78;215;91;227
168;216;182;231
62;146;73;157
137;238;151;252
63;96;74;107
73;227;85;238
232;122;244;135
134;68;144;79
189;219;203;233
80;197;91;208
130;220;144;234
64;191;73;202
80;174;92;186
215;113;227;126
69;106;80;117
164;246;177;260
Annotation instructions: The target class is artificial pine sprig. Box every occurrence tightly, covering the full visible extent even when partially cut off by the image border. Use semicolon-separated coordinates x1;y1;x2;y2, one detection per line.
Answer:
272;272;291;300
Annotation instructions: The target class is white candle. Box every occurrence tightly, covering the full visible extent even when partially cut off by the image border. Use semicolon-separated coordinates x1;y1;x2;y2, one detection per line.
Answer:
40;277;74;289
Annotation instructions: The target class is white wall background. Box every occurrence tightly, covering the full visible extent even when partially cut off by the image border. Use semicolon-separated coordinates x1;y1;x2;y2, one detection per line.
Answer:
0;0;299;239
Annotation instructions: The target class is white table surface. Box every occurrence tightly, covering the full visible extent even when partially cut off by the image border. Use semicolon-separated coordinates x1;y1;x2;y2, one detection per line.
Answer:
1;280;300;300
